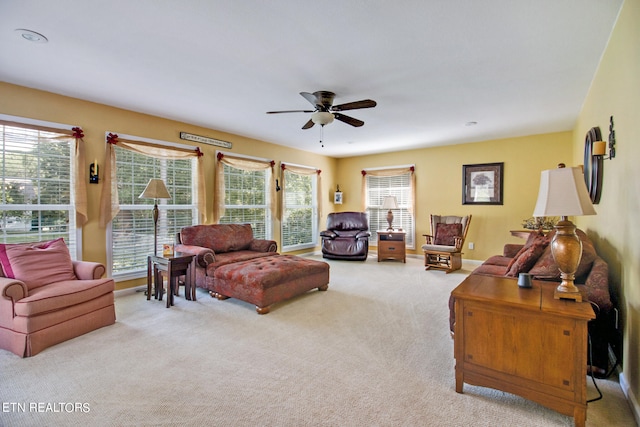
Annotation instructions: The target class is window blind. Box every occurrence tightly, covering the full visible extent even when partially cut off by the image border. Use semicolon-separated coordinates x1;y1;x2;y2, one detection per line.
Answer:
365;172;415;248
282;169;317;250
0;124;77;256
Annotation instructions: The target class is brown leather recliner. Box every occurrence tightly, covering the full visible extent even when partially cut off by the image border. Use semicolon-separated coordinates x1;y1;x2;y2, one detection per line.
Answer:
320;212;370;261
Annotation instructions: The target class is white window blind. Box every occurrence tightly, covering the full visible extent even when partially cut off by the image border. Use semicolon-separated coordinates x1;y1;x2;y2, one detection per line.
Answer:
282;169;317;250
0;124;77;256
219;163;271;239
365;172;415;248
111;146;197;277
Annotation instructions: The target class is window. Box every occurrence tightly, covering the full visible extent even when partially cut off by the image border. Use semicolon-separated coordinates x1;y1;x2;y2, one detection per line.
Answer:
110;146;197;278
364;168;415;249
0;123;78;257
219;163;271;239
281;168;318;250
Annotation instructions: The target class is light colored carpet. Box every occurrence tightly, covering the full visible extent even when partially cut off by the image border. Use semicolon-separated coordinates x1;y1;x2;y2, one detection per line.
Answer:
0;255;635;426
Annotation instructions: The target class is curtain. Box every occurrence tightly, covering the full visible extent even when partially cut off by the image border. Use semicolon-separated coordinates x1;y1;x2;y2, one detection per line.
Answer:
98;133;205;227
214;152;276;223
280;163;322;230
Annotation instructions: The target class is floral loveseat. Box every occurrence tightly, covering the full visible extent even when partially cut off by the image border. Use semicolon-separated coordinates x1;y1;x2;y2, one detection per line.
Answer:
175;224;278;296
450;229;614;373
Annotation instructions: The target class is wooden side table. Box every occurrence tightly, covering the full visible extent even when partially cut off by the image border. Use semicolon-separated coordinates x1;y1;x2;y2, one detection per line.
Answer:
147;252;196;308
377;230;406;263
452;274;595;426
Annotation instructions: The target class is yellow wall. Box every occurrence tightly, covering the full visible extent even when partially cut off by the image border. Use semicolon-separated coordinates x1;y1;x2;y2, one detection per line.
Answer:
0;82;338;289
336;132;572;260
2;3;638;411
572;0;640;414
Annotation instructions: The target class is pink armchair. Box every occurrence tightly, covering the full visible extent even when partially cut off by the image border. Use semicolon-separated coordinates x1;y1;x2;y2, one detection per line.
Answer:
0;239;116;357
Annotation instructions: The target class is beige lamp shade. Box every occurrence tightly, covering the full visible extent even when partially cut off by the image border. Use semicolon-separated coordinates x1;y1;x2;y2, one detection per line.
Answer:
139;179;171;200
533;166;596;217
381;196;398;210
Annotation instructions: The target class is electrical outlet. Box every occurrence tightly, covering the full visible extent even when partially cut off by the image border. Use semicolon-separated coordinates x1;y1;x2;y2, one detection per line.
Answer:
468;242;474;250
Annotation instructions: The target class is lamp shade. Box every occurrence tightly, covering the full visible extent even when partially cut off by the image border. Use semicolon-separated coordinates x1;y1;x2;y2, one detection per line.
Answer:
139;179;171;200
533;166;596;217
381;196;398;210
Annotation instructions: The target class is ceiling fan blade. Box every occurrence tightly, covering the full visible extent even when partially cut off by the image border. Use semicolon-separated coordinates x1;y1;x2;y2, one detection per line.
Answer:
332;99;377;111
334;113;364;127
300;92;319;108
266;110;315;114
302;119;315;129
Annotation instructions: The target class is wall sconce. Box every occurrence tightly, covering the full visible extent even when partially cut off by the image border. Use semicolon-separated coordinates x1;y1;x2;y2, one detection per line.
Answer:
333;185;343;204
592;116;617;160
89;160;99;184
275;179;281;192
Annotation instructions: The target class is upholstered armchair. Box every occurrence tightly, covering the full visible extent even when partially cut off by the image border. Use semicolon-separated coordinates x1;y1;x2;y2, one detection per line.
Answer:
320;212;371;261
422;214;472;273
0;238;116;357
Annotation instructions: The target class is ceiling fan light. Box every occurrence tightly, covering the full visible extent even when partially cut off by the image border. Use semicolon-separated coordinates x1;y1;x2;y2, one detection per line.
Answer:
311;111;334;126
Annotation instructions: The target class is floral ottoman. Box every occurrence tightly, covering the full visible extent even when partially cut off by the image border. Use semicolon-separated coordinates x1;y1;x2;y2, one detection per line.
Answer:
212;255;329;314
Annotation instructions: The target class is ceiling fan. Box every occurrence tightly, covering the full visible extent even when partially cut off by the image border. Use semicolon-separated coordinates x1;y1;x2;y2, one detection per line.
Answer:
267;91;377;129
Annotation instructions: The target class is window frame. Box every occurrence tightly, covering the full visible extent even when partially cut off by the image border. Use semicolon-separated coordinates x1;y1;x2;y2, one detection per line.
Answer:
0;116;82;259
281;166;319;252
364;167;415;250
106;139;199;281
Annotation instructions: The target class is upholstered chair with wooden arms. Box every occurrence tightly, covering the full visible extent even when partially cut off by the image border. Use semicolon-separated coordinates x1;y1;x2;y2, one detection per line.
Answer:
421;214;472;273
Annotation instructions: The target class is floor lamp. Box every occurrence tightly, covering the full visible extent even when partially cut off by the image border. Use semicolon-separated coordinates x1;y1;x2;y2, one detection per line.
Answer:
533;164;596;301
139;178;171;256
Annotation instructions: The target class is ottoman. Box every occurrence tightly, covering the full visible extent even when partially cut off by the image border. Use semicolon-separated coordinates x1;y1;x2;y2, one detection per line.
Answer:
212;255;330;314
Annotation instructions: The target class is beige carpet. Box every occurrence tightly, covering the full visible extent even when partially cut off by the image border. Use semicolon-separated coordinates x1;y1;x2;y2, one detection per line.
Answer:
0;255;635;426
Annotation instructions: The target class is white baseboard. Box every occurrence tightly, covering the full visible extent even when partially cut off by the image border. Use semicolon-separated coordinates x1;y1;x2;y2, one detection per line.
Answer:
619;371;640;425
114;285;146;298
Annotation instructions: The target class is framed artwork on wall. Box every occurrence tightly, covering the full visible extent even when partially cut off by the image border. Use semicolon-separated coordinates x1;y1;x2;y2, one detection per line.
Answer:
462;162;503;205
334;191;343;204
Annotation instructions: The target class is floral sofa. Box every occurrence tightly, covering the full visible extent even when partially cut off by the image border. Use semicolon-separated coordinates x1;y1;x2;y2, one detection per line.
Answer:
175;224;278;295
450;229;614;373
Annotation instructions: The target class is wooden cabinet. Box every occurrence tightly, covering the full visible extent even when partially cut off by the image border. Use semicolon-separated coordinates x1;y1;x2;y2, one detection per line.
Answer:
452;275;595;427
377;230;406;263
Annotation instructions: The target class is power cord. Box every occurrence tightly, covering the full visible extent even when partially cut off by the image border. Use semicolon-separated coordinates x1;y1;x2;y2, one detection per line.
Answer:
586;332;620;403
587;333;603;403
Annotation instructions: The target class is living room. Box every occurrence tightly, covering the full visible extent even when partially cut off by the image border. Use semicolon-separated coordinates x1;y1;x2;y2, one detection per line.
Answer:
1;1;639;425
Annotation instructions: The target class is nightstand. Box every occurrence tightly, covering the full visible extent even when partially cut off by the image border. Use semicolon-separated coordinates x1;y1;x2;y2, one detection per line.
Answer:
377;230;406;263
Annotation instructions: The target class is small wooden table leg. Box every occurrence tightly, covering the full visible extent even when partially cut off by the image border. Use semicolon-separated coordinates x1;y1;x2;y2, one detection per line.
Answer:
146;256;152;300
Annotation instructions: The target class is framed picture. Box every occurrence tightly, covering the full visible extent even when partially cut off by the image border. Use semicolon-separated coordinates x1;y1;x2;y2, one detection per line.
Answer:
334;191;343;204
462;162;503;205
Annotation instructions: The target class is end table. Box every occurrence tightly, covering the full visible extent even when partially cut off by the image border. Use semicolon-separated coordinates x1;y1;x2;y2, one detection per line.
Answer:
147;252;196;308
377;230;406;263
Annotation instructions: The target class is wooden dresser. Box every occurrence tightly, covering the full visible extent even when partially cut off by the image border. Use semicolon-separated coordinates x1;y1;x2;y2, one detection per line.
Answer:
451;274;595;427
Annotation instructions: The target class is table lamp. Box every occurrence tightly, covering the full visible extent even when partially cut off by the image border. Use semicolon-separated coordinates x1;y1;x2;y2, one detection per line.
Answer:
139;179;171;256
533;164;596;301
381;196;398;230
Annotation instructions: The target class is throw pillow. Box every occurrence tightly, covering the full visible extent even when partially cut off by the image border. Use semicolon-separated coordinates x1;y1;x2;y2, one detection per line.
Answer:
434;223;463;246
0;238;76;290
506;239;548;277
505;231;550;272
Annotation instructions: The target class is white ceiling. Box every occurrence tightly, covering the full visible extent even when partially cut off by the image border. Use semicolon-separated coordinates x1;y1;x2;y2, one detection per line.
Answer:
0;0;623;158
